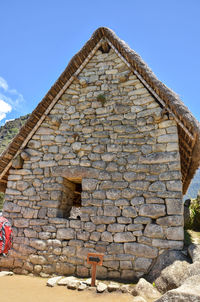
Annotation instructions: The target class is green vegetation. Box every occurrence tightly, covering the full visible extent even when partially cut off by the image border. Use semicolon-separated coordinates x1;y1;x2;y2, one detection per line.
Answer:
0;114;30;155
184;169;200;200
0;192;4;211
185;193;200;231
0;115;29;211
189;198;200;230
97;94;106;105
184;229;200;246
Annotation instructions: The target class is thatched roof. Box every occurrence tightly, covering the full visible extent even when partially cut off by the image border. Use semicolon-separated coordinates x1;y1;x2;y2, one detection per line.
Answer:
0;27;199;194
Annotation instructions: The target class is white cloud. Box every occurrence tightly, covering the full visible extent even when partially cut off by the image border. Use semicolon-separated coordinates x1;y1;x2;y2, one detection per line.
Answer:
0;77;8;91
0;99;12;121
0;76;25;123
5;119;14;123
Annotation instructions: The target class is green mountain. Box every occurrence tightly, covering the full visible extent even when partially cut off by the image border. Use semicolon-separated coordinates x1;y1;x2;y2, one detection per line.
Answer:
0;114;30;155
184;169;200;200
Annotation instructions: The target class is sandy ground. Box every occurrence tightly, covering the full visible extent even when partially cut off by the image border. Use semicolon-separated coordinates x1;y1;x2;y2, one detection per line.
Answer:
0;275;133;302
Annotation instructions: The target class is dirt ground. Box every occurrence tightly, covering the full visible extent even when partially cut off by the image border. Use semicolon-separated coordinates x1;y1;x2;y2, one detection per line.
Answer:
0;275;133;302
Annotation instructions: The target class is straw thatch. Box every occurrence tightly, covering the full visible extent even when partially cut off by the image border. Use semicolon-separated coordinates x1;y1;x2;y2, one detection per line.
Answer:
0;27;199;194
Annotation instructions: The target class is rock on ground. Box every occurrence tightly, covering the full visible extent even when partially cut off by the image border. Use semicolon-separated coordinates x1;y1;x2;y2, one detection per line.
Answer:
155;260;200;293
57;276;77;286
96;282;107;293
107;282;120;292
132;296;147;302
67;279;80;290
132;278;161;301
121;284;131;293
188;243;200;262
78;283;87;291
0;271;14;277
147;249;190;283
155;275;200;302
47;276;62;287
83;278;97;286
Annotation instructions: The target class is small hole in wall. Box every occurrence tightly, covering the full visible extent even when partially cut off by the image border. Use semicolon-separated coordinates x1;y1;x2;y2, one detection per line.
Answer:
98;41;111;54
97;94;106;106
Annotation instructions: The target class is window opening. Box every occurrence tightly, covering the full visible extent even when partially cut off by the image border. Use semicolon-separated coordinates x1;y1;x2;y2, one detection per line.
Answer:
56;178;82;219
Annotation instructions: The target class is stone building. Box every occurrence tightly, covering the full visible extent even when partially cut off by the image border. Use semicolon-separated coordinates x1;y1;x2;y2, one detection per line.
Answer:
0;27;200;280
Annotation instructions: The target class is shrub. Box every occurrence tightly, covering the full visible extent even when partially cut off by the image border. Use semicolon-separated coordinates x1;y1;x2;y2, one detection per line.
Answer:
185;192;200;230
189;198;200;230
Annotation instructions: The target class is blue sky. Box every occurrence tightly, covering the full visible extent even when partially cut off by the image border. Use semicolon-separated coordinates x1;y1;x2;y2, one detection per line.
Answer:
0;0;200;124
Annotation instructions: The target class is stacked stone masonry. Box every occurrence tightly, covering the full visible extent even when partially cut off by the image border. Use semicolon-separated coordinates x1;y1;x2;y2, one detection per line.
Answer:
1;48;184;280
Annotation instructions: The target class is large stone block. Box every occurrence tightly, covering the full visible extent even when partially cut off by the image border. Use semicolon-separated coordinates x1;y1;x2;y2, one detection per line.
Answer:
101;231;113;242
23;187;36;196
29;255;47;265
63;246;76;257
139;204;166;218
134;257;152;272
90;231;101;241
139;152;179;164
82;179;98;191
24;228;37;238
57;228;75;240
91;216;116;225
130;181;149;190
3;201;21;213
144;224;164;239
22;208;37;219
122;188;136;199
84;222;96;232
55;263;75;275
124;243;158;258
16;181;29;191
131;197;144;206
114;232;136;243
5;189;21;196
77;231;90;241
149;181;166;192
152;239;183;250
29;239;47;250
107;243;124;254
118;217;132;224
106;189;121;200
14;219;29;228
127;224;144;231
122;206;137;218
166;227;184;240
156;215;183;226
166;198;183;215
157;133;178;143
155;275;200;302
103;260;119;270
104;206;121;216
166;180;182;191
107;223;125;233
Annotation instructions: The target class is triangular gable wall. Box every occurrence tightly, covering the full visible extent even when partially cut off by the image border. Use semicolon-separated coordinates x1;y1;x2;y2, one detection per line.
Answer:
0;28;199;194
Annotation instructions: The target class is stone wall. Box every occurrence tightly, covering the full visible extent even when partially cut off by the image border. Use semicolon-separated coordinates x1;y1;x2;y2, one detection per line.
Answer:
1;47;184;280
